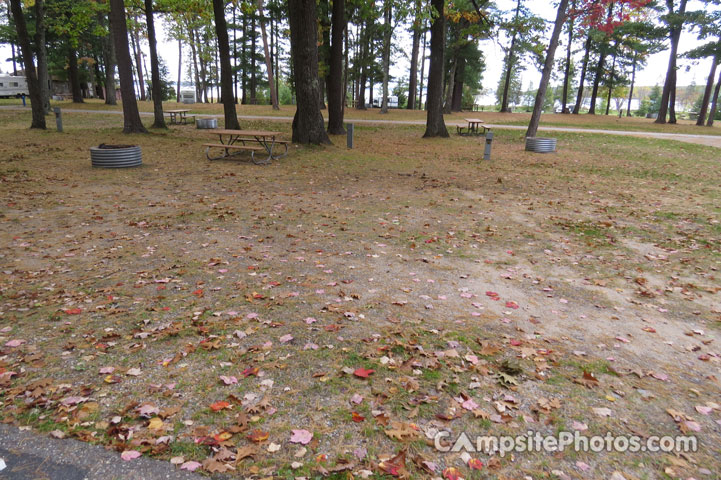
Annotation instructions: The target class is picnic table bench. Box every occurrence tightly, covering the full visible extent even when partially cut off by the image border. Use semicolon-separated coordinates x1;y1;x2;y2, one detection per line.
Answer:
165;109;193;125
457;118;491;136
203;129;289;165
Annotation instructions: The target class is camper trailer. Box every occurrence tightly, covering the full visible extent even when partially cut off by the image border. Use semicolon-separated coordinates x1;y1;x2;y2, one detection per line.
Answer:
0;75;29;98
371;96;399;108
179;90;196;104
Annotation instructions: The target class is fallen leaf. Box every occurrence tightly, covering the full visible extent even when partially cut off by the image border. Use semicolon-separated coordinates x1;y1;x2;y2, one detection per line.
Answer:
353;368;375;378
121;450;141;461
290;429;313;445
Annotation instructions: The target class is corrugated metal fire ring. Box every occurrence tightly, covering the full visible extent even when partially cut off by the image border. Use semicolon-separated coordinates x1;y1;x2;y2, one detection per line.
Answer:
90;144;142;168
525;137;557;153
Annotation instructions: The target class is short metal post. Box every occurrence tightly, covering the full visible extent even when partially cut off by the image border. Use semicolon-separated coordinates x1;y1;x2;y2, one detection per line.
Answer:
483;130;493;160
346;123;354;149
54;107;63;132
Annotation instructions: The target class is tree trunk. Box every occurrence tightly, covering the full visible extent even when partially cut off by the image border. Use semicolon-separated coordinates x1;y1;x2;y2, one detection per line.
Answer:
188;27;201;102
357;21;368;109
67;48;84;103
419;28;426;109
626;55;636;117
526;0;569;138
109;0;147;133
696;56;717;126
130;17;146;101
144;0;166;128
250;14;257;104
501;0;522;113
451;56;465;112
561;0;575;114
241;15;247;104
407;1;421;110
9;0;45;129
34;0;50;114
656;0;687;124
423;0;448;137
327;0;345;133
588;49;606;115
177;37;182;102
380;0;392;114
103;12;117;105
212;0;240;129
288;0;331;144
442;57;456;114
257;0;279;110
11;42;18;76
706;65;721;126
572;32;592;114
605;43;618;116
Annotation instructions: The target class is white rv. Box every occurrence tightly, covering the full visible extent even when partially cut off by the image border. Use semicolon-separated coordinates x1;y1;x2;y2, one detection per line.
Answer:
371;95;399;108
0;75;29;97
179;89;196;104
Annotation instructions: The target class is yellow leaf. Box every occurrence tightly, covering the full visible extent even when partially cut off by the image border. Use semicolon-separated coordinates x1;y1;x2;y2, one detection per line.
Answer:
148;417;164;430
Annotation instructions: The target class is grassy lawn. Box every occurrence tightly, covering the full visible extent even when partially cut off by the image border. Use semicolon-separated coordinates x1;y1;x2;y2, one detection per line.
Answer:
6;97;721;136
1;108;720;479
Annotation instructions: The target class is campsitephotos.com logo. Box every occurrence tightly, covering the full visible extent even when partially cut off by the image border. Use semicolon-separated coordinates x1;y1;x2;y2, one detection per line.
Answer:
433;430;697;457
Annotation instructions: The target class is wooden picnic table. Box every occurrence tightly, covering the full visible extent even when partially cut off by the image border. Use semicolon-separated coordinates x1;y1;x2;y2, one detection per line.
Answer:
203;128;289;165
457;118;491;136
165;109;191;125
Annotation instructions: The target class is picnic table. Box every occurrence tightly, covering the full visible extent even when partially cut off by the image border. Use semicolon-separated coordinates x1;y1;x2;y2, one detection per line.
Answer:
203;129;289;165
165;109;192;125
457;118;491;136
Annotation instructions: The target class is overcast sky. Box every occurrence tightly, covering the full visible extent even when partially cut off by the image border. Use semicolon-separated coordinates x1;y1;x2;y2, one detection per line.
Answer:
0;0;715;99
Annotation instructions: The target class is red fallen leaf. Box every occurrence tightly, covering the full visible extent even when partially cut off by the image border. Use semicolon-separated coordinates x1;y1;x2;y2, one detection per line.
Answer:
354;368;375;378
247;429;270;443
505;301;519;309
510;339;522;346
64;308;82;315
351;412;366;423
698;354;710;361
241;367;259;377
210;401;231;412
192;289;204;297
468;457;484;470
378;450;407;477
443;467;462;480
642;327;656;333
485;291;500;300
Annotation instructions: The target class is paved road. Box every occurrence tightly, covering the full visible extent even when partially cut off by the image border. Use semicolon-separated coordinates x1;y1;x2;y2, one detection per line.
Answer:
0;424;203;480
2;105;720;149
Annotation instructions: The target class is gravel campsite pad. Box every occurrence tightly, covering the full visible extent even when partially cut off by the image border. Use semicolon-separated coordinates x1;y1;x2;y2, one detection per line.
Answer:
1;110;720;479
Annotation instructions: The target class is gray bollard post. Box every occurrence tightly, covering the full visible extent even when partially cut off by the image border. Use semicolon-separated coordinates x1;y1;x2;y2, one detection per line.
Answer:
483;130;493;160
346;123;354;149
54;107;63;133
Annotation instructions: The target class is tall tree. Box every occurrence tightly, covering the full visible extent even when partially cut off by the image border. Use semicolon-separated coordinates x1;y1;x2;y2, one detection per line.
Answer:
9;0;45;129
256;0;279;110
327;0;346;133
34;0;50;114
407;0;422;109
655;0;688;124
423;0;448;137
288;0;331;144
526;0;569;138
144;0;165;128
379;0;392;113
561;0;577;113
685;8;721;126
706;66;721;126
212;0;240;129
101;10;117;105
109;0;147;133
